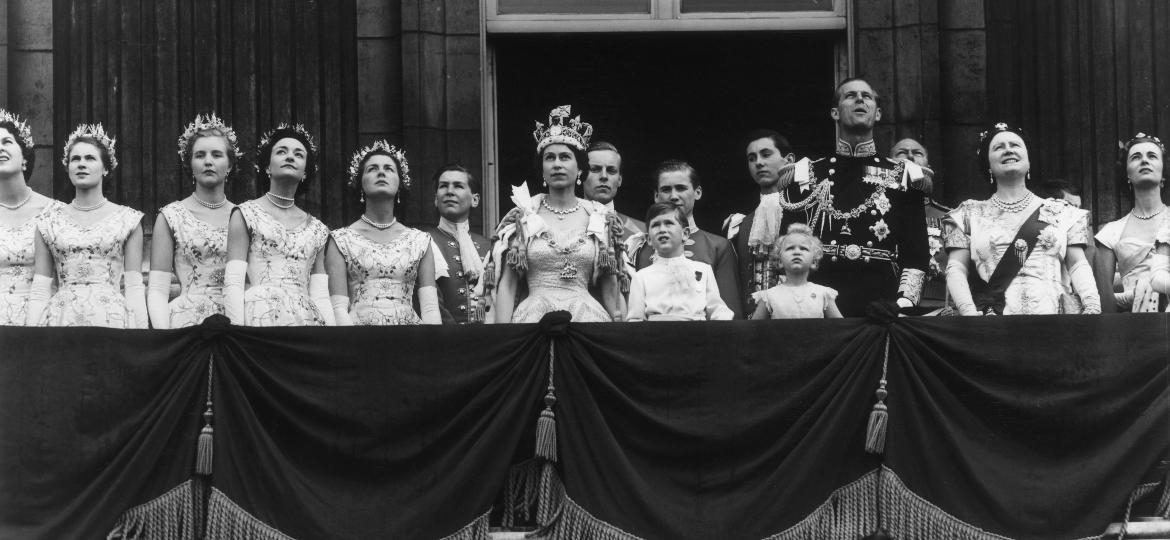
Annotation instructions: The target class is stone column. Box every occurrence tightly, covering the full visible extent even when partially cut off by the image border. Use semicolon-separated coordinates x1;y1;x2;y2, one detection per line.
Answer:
7;0;53;195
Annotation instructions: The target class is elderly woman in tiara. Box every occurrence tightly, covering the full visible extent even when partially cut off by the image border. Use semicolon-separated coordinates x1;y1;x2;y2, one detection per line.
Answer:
27;123;147;327
147;114;240;328
943;122;1100;315
1094;133;1170;312
483;105;627;323
223;123;333;326
323;141;441;325
0;110;62;325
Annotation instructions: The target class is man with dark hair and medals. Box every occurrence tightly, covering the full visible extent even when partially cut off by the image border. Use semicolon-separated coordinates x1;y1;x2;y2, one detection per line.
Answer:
725;129;796;316
426;164;489;323
778;78;931;317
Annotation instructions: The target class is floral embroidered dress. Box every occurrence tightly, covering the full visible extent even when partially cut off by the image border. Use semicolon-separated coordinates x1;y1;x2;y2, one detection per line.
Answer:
331;226;431;325
484;189;626;323
1095;212;1170;312
37;203;143;327
237;200;329;326
944;198;1091;315
0;200;63;325
160;202;229;327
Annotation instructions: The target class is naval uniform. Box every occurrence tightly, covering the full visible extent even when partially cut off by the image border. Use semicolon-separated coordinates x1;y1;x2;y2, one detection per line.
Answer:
779;139;929;317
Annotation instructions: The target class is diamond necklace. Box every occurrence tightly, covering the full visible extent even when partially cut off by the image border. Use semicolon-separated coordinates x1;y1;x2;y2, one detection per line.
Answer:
541;198;580;220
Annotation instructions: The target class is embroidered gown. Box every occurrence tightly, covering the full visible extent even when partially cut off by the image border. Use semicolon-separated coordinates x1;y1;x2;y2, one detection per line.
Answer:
160;202;229;327
512;227;611;323
0;200;63;325
331;226;431;325
944;198;1091;315
1095;212;1170;312
237;200;330;326
36;203;144;327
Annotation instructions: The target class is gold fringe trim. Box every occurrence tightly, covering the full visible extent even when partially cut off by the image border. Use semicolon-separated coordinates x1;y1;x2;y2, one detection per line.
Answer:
502;460;541;528
438;511;491;540
107;480;200;540
204;487;295;540
762;467;1012;540
546;496;643;540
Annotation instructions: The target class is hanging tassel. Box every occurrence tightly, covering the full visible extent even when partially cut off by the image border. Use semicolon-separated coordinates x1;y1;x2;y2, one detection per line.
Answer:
865;337;891;455
535;340;558;462
482;260;496;293
535;388;557;462
196;401;214;475
195;355;215;476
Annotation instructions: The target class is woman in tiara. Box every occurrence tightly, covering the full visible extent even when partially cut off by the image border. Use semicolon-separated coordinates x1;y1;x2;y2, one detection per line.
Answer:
26;123;147;327
324;141;441;325
146;114;240;328
1097;133;1170;312
484;105;626;323
943;122;1100;315
0;110;62;325
223;123;333;326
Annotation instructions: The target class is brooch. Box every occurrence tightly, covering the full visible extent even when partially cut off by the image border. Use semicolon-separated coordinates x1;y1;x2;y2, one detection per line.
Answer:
870;219;890;242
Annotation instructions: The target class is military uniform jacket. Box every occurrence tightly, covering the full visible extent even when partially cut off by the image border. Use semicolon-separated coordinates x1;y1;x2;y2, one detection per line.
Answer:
628;227;743;319
779;141;929;317
616;212;647;243
426;226;490;324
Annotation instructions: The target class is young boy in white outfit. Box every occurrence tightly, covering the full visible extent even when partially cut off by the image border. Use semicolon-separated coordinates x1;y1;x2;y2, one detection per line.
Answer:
626;202;735;321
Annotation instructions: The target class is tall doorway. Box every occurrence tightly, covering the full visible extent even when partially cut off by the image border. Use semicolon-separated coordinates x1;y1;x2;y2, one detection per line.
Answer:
491;32;839;232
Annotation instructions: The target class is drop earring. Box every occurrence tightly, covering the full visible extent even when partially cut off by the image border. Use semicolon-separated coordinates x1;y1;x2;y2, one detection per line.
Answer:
988;169;994;184
360;192;364;203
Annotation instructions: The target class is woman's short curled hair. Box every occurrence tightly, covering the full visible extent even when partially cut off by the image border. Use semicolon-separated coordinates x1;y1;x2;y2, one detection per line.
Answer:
976;122;1028;173
531;142;589;184
255;124;318;194
0;120;35;179
350;148;411;205
180;127;242;181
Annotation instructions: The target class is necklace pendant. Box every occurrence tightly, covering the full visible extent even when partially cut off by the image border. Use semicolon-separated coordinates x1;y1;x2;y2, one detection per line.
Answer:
559;259;579;281
839;221;852;236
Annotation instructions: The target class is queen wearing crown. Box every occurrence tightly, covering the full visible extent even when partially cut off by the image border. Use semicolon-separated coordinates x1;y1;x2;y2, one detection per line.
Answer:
26;123;148;327
483;105;627;323
0;110;62;325
223;124;333;326
943;123;1099;315
323;141;441;325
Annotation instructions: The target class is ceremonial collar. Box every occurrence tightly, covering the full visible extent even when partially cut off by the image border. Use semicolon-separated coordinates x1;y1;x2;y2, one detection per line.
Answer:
835;138;877;158
602;200;616;213
687;215;698;234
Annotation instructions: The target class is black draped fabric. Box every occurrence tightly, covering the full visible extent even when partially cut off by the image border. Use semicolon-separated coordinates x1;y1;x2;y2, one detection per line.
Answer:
0;326;207;540
209;321;549;539
555;318;886;539
885;315;1170;540
554;315;1170;540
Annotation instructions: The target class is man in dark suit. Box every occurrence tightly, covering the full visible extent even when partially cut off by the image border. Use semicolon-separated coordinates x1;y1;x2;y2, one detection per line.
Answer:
584;141;645;242
724;129;796;316
425;165;490;323
627;160;743;318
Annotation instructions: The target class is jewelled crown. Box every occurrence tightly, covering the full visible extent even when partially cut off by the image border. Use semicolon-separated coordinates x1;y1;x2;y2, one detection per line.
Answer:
347;140;411;189
62;123;118;170
0;109;34;149
533;105;593;152
176;113;242;163
255;123;318;176
1124;132;1164;153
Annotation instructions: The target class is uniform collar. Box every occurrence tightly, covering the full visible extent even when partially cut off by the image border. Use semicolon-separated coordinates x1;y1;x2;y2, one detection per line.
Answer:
835;138;877;157
686;215;699;235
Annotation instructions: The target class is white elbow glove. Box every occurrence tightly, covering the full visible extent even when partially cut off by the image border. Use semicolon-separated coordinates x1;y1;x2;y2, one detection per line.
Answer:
1068;261;1101;314
418;286;442;324
330;295;354;326
945;259;979;316
26;274;53;325
123;271;149;329
309;274;335;326
1149;254;1170;295
147;270;173;329
223;260;247;325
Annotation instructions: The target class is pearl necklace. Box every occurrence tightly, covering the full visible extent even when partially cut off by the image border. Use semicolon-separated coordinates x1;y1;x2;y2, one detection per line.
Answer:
265;192;295;209
541;198;580;220
990;192;1034;213
0;187;33;210
193;193;228;209
72;198;108;211
360;215;397;230
1131;205;1166;220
